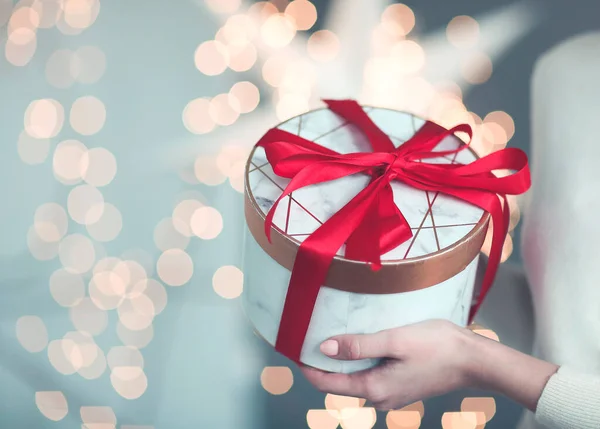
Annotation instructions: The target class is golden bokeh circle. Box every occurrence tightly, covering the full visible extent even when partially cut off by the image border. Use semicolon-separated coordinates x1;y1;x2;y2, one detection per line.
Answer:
190;206;223;240
16;315;48;353
35;391;68;422
260;366;293;395
447;15;480;49
70;95;106;135
307;30;340;63
24;98;64;139
284;0;317;31
156;249;193;287
59;233;96;274
49;268;85;307
212;265;243;299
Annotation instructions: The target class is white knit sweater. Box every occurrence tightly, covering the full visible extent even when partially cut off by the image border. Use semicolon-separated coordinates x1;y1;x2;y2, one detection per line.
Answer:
523;31;600;429
478;32;600;429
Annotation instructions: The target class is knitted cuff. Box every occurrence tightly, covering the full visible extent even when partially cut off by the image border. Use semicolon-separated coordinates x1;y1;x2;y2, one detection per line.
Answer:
536;366;600;429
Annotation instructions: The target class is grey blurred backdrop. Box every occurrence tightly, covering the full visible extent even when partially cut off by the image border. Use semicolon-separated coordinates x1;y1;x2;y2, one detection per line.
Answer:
1;0;599;428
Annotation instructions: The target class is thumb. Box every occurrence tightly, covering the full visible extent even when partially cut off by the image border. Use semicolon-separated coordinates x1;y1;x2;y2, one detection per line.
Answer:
320;330;395;361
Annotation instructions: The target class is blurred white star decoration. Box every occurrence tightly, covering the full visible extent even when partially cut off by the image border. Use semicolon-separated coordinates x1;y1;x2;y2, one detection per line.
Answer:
5;0;539;427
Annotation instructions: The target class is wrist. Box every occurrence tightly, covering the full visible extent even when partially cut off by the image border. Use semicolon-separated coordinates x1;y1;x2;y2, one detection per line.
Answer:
456;327;560;411
453;327;492;390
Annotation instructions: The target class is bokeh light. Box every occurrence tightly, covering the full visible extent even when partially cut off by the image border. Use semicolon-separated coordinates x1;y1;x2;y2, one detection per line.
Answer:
27;226;59;261
262;53;290;87
80;406;116;428
307;30;340;62
441;411;483;429
35;391;68;422
34;202;68;243
324;394;367;412
49;268;85;307
195;40;229;76
80;147;117;187
248;1;278;22
484;111;515;141
172;199;204;237
156;249;193;287
16;315;48;353
461;397;496;425
5;31;37;66
209;93;240;126
219;14;258;44
77;344;107;380
89;271;126;310
473;328;500;342
67;184;104;225
70;96;106;135
61;0;100;31
17;131;50;165
190;206;223;240
183;98;216;135
117;294;156;331
447;16;480;49
229;81;260;114
461;52;493;84
32;0;63;29
24;99;64;139
53;139;88;185
285;0;317;31
86;203;122;242
135;278;167;315
306;410;340;429
59;233;96;274
227;41;257;72
381;3;415;37
69;297;108;335
216;143;250;193
261;13;297;48
339;407;377;429
386;410;421;429
212;265;243;299
261;366;293;394
194;155;227;186
111;366;148;399
47;338;81;375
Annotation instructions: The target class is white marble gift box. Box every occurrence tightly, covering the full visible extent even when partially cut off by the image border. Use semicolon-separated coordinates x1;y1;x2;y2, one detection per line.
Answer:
242;106;489;374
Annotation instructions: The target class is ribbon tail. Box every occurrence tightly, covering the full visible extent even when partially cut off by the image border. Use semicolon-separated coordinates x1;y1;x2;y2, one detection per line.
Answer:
275;178;387;361
468;193;509;323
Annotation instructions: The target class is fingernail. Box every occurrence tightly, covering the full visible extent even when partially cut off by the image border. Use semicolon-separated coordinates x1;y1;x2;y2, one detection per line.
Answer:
320;340;339;356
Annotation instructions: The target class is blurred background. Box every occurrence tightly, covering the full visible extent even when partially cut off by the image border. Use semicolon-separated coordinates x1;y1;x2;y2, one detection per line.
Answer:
1;0;599;428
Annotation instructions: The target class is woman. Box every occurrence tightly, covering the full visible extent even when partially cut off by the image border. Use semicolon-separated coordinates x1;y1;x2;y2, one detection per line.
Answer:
301;32;600;429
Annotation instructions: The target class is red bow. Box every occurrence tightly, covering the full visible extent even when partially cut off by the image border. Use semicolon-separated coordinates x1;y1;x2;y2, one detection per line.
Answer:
256;99;530;362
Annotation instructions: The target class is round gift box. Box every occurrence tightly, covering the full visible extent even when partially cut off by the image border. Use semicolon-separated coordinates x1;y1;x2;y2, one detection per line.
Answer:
242;105;489;374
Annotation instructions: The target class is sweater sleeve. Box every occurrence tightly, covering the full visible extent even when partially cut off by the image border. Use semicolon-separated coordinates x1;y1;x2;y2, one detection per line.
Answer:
535;366;600;429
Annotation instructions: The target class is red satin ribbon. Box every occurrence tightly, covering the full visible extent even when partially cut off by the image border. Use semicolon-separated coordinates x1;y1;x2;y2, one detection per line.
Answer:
256;99;531;363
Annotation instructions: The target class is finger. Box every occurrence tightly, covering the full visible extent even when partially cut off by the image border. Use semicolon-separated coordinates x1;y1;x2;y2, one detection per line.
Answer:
320;330;397;361
300;366;369;398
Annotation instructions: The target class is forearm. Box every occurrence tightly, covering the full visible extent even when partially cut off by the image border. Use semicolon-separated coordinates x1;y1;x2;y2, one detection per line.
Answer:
463;329;559;411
